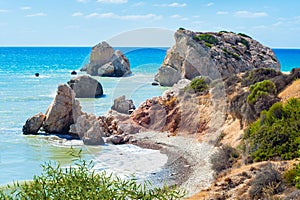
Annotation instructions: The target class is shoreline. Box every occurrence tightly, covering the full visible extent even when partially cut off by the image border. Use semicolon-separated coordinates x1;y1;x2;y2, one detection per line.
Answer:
132;131;216;196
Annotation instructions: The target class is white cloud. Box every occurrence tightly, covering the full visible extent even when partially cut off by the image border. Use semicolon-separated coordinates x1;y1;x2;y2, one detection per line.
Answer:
217;11;228;15
26;12;47;17
132;2;145;7
234;11;268;18
86;12;115;18
154;2;187;8
85;12;161;20
206;2;214;7
0;9;10;13
97;0;128;4
20;6;31;10
77;0;89;3
72;12;84;17
181;17;188;21
170;14;181;19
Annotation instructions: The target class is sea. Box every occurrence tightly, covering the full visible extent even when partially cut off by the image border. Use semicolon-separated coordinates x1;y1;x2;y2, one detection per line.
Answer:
0;47;299;185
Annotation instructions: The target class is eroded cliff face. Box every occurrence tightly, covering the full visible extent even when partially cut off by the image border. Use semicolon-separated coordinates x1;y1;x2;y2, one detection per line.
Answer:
155;29;280;86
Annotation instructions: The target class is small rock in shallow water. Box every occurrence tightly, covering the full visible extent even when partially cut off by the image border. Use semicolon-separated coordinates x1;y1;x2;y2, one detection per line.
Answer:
71;70;77;75
35;73;39;77
22;112;46;135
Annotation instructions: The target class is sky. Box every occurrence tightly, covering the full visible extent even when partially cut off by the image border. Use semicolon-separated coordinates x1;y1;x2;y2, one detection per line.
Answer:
0;0;300;48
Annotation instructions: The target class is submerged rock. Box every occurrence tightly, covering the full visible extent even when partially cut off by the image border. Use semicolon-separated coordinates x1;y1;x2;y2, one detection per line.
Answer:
67;75;103;98
155;29;280;86
84;41;131;77
22;112;46;135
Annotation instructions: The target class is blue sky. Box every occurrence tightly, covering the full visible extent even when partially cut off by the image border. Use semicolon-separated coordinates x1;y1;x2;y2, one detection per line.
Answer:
0;0;299;47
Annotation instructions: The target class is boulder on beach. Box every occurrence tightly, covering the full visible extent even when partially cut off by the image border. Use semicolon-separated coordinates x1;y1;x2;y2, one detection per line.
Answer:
67;75;103;98
83;41;131;77
69;114;107;145
22;112;46;135
111;95;136;114
155;29;281;86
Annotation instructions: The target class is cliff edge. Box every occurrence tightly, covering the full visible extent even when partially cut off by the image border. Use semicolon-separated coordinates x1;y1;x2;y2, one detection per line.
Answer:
155;29;280;86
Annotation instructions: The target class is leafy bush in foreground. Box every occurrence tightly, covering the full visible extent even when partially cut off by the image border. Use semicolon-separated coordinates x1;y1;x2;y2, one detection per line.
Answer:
244;98;300;161
0;160;185;200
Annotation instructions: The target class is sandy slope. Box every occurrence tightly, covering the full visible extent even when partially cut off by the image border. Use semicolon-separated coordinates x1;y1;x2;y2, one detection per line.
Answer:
133;131;217;196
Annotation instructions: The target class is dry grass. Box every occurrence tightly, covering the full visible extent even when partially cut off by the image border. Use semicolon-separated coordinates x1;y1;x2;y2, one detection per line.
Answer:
279;79;300;102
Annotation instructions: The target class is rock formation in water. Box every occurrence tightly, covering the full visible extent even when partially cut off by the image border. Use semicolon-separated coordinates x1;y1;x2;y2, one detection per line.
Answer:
67;75;103;98
83;42;131;77
155;29;280;86
42;84;82;134
111;95;136;114
23;112;46;135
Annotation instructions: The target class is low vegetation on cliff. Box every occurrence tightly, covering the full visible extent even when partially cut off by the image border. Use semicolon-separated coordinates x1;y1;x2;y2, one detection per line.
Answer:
244;98;300;161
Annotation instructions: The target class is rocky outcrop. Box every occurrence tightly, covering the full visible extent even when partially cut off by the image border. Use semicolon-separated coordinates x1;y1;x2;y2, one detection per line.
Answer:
42;84;82;134
155;29;280;86
67;75;103;98
69;114;107;145
111;95;135;114
22;112;46;135
23;84;140;145
131;79;227;141
83;42;131;77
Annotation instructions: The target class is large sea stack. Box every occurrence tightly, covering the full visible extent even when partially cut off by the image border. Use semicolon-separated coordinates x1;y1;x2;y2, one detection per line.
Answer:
83;41;131;77
155;29;280;86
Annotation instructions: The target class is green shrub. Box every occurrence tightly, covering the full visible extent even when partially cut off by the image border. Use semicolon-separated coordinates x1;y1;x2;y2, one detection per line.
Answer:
247;80;277;104
244;98;300;161
210;145;239;174
178;27;185;31
184;77;209;94
249;163;282;199
240;38;250;49
238;33;252;39
204;42;213;48
0;160;185;199
193;33;219;45
283;164;300;187
222;48;241;60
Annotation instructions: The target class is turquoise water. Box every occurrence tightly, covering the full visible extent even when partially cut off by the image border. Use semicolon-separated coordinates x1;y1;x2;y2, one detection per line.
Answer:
0;47;168;185
0;47;299;185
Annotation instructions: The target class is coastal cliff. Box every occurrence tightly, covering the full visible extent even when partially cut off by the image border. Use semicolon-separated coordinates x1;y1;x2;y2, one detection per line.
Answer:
155;29;280;86
21;30;300;199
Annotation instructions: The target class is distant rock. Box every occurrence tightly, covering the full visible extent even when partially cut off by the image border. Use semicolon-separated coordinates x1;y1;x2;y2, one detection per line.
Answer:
83;41;131;77
155;29;280;86
67;75;103;98
71;70;77;75
35;73;39;77
22;112;46;135
43;84;82;134
111;95;135;114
